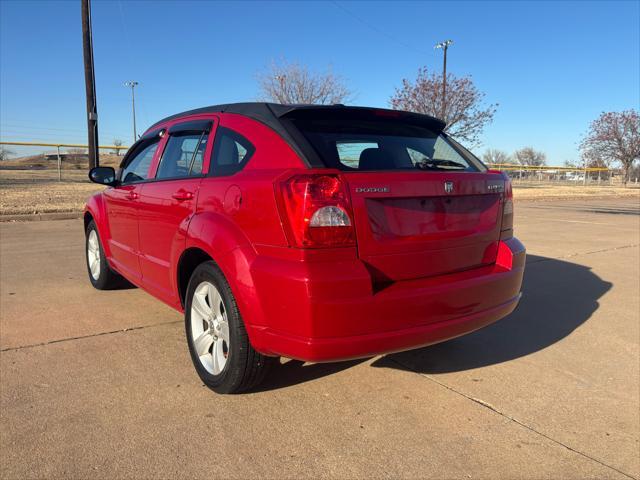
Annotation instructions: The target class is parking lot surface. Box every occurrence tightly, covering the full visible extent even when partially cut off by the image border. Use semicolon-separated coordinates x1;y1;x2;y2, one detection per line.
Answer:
1;198;639;479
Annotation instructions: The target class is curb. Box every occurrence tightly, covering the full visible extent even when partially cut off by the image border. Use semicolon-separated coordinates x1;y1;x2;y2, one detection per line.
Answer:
0;212;83;222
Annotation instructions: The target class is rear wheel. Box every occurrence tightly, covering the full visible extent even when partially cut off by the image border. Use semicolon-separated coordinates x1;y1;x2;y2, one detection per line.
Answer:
185;261;273;394
85;220;122;290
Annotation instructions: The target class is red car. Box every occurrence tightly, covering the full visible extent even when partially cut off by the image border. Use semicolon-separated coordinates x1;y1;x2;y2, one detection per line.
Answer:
85;103;525;393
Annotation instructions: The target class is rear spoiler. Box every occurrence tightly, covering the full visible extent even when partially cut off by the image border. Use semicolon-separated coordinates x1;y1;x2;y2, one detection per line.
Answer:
268;104;447;133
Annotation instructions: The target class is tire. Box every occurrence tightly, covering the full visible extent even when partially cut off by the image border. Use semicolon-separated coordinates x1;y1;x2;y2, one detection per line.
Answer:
185;261;273;394
85;220;123;290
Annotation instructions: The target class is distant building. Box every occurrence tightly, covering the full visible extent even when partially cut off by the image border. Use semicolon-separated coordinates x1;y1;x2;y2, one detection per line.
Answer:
43;152;87;161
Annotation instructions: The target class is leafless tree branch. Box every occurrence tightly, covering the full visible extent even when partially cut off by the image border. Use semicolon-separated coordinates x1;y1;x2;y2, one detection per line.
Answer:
257;59;353;105
482;148;511;164
513;147;547;166
389;67;497;147
0;146;15;161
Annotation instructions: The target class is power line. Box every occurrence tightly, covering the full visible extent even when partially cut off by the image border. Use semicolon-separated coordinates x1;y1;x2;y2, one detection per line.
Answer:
330;1;430;55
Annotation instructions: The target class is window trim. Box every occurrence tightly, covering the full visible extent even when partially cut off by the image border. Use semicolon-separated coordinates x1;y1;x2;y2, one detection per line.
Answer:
207;126;256;177
168;119;212;135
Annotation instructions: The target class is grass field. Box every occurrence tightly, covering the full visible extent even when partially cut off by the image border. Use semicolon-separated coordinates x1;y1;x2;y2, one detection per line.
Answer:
1;168;638;216
0;170;103;215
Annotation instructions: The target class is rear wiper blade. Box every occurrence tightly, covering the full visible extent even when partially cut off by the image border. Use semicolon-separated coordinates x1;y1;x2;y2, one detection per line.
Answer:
416;159;466;170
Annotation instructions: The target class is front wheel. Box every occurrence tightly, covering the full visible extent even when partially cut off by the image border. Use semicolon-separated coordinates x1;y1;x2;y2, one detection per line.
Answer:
185;261;273;394
85;220;122;290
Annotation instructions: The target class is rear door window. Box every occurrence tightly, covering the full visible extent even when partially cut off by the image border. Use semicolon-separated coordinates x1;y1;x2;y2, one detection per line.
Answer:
156;132;208;180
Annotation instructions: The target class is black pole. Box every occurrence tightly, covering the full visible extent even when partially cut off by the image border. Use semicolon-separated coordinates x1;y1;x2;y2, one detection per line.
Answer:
82;0;99;169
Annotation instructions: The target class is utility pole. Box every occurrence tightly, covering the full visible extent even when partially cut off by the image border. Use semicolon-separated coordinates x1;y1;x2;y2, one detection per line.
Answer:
124;81;139;143
434;39;453;121
81;0;99;169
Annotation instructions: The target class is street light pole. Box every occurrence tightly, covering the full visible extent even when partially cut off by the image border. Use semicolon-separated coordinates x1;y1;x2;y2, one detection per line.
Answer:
434;39;453;120
124;81;139;143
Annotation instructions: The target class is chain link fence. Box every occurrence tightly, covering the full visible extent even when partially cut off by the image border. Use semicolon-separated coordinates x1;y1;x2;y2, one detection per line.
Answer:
0;141;127;183
486;164;638;187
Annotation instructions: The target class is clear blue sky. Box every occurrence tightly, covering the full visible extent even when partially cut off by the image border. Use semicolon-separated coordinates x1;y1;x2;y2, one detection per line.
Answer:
1;0;638;164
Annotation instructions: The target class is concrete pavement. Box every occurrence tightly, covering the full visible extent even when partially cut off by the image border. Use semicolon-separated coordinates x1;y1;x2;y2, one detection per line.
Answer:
1;198;639;479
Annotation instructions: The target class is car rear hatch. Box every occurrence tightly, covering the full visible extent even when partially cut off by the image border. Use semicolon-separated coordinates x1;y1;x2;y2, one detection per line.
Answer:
345;171;504;281
275;105;507;281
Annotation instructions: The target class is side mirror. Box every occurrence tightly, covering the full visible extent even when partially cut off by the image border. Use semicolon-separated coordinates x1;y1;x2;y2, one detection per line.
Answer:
89;166;117;186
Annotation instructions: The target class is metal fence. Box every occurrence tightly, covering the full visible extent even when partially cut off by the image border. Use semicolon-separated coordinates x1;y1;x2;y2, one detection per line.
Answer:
484;163;637;186
0;141;128;182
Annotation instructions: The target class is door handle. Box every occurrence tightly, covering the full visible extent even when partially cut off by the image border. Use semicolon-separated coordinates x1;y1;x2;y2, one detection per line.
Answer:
172;190;194;201
126;191;139;200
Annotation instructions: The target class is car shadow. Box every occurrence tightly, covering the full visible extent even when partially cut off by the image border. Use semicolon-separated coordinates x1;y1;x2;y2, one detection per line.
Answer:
371;254;612;374
101;275;137;290
254;358;369;392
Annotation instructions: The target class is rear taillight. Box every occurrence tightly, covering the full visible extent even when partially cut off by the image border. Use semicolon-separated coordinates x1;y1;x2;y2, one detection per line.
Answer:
278;174;356;248
500;174;514;240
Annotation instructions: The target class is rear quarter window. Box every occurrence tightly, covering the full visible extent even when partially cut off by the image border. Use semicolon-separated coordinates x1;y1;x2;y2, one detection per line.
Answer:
209;127;255;176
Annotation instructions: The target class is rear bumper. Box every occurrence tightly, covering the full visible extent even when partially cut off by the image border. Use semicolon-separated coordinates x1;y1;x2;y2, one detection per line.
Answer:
247;237;526;362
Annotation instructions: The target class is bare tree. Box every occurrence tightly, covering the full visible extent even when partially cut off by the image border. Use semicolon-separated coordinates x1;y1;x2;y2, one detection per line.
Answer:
580;110;640;185
0;146;15;161
257;60;352;105
112;139;124;155
513;147;547;166
389;67;497;147
482;148;510;165
581;147;610;169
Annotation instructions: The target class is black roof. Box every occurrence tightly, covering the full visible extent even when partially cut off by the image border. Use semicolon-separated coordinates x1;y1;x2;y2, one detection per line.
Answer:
149;102;445;131
146;102;447;168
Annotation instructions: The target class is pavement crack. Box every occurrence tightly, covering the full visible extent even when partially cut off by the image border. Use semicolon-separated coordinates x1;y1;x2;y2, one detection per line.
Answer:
0;320;182;353
389;357;639;480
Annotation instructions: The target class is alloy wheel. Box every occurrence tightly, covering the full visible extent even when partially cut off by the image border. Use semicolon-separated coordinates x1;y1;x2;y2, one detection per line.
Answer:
189;281;230;375
87;229;101;280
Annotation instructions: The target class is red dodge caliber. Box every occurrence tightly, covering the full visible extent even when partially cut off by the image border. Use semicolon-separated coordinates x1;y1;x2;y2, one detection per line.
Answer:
85;103;525;393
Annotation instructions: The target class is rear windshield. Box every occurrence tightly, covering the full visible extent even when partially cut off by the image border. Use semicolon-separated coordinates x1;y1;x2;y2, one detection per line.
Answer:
290;118;485;172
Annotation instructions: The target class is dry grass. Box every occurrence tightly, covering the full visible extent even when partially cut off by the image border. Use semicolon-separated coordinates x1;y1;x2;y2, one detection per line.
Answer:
514;184;640;200
1;169;638;216
0;170;104;215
